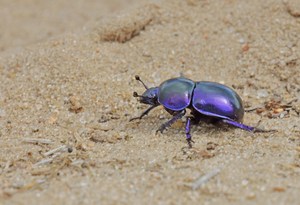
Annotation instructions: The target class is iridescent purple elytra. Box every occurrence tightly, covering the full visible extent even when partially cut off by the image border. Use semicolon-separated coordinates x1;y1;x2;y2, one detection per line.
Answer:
131;75;270;147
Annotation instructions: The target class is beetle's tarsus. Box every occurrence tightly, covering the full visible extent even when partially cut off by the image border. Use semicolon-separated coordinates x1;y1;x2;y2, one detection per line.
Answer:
156;127;163;134
156;123;167;133
129;116;141;122
187;138;195;148
253;127;277;133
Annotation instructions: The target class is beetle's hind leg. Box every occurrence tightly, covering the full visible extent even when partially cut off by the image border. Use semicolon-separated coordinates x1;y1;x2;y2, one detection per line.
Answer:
221;119;276;132
156;109;186;133
130;105;158;122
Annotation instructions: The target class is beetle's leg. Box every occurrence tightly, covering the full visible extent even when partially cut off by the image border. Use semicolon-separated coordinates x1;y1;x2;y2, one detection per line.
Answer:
222;119;276;132
156;109;186;133
185;117;195;148
129;105;158;122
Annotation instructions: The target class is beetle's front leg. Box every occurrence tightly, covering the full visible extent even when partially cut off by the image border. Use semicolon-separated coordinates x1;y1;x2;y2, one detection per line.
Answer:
130;105;158;122
156;109;186;133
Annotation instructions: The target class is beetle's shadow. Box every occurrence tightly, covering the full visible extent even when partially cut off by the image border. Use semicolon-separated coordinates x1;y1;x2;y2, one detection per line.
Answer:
188;115;232;136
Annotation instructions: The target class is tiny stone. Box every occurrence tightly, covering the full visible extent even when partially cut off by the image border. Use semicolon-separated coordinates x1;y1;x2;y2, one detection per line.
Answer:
242;179;249;186
246;193;256;200
0;109;6;117
279;111;287;118
67;147;73;153
239;38;245;44
260;186;266;191
284;0;300;17
257;89;269;98
272;187;286;192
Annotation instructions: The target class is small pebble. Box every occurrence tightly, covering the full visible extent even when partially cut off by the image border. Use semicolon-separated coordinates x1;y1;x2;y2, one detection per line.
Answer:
242;179;249;186
257;89;269;98
284;0;300;17
239;38;245;44
0;109;6;117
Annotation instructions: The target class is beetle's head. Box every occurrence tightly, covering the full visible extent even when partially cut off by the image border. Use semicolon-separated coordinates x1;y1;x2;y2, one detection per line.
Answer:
133;75;159;106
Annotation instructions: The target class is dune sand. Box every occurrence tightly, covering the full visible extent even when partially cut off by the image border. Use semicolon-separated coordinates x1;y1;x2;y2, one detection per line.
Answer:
0;0;299;204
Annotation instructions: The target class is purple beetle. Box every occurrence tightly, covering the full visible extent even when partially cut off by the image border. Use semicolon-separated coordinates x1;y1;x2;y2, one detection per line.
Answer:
131;75;270;147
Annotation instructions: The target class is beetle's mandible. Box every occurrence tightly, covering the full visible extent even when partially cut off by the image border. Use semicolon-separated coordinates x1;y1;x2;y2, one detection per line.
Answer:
130;75;271;148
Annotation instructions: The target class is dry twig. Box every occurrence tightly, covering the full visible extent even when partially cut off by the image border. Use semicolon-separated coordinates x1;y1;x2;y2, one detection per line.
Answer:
22;138;53;144
192;168;221;190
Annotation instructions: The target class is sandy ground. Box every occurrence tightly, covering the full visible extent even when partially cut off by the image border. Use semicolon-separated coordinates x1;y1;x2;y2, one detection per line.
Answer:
0;0;300;204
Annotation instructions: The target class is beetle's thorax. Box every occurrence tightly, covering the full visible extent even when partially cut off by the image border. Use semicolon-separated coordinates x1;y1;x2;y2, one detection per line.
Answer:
157;77;195;111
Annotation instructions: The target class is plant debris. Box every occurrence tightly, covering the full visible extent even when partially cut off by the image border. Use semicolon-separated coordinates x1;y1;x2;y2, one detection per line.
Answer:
191;168;221;190
247;98;298;118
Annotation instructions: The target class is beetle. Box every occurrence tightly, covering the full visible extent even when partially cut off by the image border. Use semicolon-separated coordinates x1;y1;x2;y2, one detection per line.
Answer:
130;75;271;147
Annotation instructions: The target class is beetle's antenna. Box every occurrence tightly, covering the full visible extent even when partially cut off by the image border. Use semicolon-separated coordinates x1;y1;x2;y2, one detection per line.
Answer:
135;75;148;90
133;92;143;98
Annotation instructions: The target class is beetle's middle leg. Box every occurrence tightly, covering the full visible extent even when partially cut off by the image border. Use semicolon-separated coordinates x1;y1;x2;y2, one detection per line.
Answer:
221;119;276;132
156;109;186;133
185;117;195;148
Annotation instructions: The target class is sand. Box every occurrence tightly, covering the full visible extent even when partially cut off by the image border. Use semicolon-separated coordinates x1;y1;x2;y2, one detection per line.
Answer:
0;0;299;204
